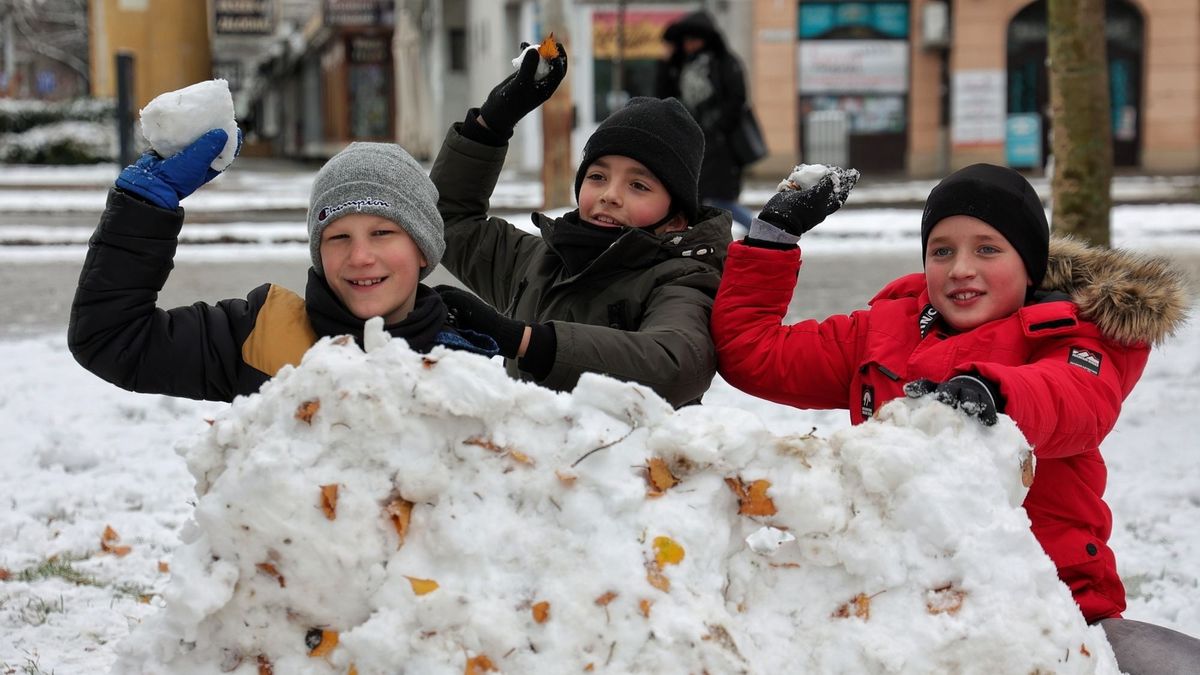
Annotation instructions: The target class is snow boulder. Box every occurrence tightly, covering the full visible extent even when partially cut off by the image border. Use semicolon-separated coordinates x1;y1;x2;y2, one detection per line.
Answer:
112;320;1119;674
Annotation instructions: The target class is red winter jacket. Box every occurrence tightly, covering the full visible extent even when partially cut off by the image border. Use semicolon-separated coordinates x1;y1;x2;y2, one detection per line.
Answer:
712;238;1187;623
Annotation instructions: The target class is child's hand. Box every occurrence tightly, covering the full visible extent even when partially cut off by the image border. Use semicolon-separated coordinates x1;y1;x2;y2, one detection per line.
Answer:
904;374;1004;426
437;285;528;359
116;127;242;210
754;167;859;238
478;40;568;135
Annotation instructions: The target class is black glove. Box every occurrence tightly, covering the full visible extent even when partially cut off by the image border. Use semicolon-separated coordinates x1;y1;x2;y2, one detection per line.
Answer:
756;167;859;237
478;40;568;135
436;285;527;359
904;374;1004;426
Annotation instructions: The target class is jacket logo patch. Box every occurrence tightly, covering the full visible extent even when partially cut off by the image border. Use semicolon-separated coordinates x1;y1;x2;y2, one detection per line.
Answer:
1068;347;1102;375
918;304;939;337
861;383;875;418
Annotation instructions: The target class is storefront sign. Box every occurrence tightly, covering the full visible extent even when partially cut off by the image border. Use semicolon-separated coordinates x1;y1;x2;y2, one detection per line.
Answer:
951;70;1005;146
325;0;392;27
592;9;686;60
799;2;909;39
798;41;908;94
349;36;389;64
214;0;273;35
1005;113;1042;168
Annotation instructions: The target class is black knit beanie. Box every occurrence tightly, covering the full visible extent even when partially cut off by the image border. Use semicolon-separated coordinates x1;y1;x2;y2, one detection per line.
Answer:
574;96;704;223
920;163;1050;288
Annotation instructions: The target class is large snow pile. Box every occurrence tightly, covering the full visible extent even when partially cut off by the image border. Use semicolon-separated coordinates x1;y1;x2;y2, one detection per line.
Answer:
112;320;1119;674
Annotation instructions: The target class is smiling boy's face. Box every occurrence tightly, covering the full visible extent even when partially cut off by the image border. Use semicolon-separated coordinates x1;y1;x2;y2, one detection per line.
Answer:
925;215;1031;331
320;214;427;324
577;155;686;233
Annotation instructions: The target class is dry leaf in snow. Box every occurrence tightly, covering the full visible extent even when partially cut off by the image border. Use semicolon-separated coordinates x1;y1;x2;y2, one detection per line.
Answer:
157;561;169;573
555;470;578;487
725;477;778;516
639;599;653;617
595;591;617;606
308;629;339;658
257;655;273;675
256;562;286;588
652;536;685;566
645;564;670;593
509;450;534;465
100;525;132;556
295;399;320;424
926;585;967;615
320;484;339;520
385;497;414;546
464;436;508;453
532;601;550;623
464;654;496;674
0;568;10;581
832;592;871;620
406;576;439;595
645;457;678;496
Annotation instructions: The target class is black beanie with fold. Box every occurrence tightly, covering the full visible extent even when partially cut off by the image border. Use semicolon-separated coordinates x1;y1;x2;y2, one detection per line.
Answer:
920;163;1050;288
574;96;704;223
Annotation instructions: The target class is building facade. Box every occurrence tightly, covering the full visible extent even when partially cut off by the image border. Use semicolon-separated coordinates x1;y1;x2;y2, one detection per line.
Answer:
750;0;1200;177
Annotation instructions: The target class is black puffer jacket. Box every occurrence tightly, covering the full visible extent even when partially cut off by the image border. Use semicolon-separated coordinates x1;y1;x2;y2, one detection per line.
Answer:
68;189;496;402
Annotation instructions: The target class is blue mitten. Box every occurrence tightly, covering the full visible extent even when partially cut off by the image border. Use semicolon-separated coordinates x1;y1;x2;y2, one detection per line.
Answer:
116;128;235;210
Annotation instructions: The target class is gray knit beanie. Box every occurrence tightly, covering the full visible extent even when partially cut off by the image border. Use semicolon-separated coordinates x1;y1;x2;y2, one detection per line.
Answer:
307;142;444;279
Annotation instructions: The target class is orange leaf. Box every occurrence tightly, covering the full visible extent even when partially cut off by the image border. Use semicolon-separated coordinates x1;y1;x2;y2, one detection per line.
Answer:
465;654;496;674
595;591;617;606
320;484;339;520
926;585;967;615
832;592;871;620
532;601;550;623
1080;643;1091;657
257;562;286;588
422;356;439;369
725;477;777;516
348;666;358;675
0;568;10;581
509;450;534;465
137;594;152;604
555;470;578;487
257;655;274;675
584;664;595;672
652;536;685;566
645;458;678;495
157;561;170;573
308;629;339;658
639;599;653;618
102;525;120;543
537;33;559;59
100;526;131;556
386;497;414;546
464;436;507;453
406;576;439;595
646;564;670;593
295;399;320;424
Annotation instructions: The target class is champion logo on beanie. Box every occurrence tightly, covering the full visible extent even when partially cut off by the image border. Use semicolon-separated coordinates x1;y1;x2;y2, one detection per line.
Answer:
920;163;1050;288
574;97;704;223
307;143;445;280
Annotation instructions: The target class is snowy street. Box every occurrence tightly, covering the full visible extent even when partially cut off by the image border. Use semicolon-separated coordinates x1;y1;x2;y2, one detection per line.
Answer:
1;165;1198;672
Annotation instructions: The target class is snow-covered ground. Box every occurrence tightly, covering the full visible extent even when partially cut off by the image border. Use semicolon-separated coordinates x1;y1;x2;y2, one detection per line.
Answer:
1;166;1198;672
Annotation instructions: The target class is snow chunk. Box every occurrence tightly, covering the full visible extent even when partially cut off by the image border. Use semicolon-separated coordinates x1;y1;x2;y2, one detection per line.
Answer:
511;43;552;81
111;335;1119;674
139;79;238;171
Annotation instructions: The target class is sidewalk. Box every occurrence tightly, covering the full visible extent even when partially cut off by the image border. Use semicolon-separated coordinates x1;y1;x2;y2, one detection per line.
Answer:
0;159;1196;218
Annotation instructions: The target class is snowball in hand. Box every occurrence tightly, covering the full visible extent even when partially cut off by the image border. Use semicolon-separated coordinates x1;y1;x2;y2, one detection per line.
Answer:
139;79;238;171
510;36;558;80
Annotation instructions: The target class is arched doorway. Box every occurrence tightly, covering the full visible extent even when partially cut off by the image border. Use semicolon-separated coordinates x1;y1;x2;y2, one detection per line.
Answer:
1006;0;1144;169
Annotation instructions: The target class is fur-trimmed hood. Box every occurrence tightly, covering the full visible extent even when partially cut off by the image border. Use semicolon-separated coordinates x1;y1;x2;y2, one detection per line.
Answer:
1042;236;1191;346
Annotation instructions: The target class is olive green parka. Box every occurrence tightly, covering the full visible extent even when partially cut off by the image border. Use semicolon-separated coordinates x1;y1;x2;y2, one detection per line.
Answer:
430;124;732;407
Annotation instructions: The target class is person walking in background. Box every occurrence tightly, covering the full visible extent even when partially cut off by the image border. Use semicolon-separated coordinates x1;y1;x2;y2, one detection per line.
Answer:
429;41;731;408
657;10;755;233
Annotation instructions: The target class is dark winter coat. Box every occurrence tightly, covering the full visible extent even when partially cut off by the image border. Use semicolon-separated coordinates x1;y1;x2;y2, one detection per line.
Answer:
430;124;732;408
68;189;496;403
656;10;748;200
712;237;1189;623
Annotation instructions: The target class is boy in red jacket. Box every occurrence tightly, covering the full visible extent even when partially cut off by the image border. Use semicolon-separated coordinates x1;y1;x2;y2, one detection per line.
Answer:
711;163;1198;672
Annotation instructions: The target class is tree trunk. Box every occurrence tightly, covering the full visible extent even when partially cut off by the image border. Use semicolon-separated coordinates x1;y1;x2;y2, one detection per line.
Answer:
1047;0;1113;246
540;0;575;210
